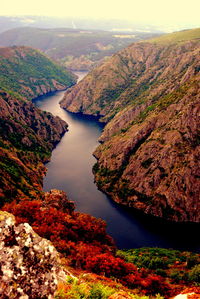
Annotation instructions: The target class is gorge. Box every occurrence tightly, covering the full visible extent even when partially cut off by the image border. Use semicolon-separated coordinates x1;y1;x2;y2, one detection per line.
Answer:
60;28;200;223
34;72;200;252
0;29;200;298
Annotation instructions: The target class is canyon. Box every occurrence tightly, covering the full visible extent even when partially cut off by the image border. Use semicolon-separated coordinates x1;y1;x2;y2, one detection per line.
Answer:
61;28;200;222
0;30;200;298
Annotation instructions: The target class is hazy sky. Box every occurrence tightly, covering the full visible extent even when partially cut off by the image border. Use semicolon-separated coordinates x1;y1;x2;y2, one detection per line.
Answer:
1;0;200;28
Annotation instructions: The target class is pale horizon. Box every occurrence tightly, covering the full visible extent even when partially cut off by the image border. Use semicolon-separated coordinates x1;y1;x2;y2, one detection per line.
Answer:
1;0;200;32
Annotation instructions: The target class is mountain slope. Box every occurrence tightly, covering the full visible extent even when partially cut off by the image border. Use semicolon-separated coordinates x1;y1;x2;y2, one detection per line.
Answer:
0;46;76;99
0;46;76;204
0;90;68;205
0;27;158;71
60;28;200;222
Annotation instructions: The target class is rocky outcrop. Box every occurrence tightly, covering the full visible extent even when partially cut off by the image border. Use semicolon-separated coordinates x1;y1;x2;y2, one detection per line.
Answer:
0;211;66;298
61;28;200;222
0;91;68;205
93;75;200;222
43;189;75;213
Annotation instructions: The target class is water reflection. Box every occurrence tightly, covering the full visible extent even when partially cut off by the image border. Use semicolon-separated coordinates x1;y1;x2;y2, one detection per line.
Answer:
34;75;200;253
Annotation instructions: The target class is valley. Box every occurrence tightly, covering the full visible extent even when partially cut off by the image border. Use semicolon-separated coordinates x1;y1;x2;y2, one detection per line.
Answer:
61;28;200;223
0;27;158;71
34;76;200;252
0;24;199;298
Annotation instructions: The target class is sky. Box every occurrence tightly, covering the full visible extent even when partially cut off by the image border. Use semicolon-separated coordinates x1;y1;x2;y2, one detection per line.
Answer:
1;0;200;30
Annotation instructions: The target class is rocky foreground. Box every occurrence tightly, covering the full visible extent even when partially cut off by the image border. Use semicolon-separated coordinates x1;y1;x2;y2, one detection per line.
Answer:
0;210;67;298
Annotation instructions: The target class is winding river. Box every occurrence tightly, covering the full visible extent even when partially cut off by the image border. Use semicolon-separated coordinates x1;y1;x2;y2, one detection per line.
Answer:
34;72;200;252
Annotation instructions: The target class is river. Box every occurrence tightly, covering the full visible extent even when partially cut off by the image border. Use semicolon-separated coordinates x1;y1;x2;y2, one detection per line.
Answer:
34;72;200;252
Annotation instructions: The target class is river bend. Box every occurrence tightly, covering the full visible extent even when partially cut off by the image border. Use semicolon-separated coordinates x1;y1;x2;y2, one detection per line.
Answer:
34;72;200;252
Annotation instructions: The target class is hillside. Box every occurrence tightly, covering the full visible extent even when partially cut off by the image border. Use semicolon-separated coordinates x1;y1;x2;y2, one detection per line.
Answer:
0;46;76;204
0;46;76;99
0;30;200;298
60;28;200;222
3;190;200;298
0;90;68;205
0;27;158;71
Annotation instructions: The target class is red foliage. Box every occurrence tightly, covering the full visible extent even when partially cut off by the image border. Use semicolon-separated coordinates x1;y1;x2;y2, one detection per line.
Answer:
3;200;114;248
140;274;171;296
123;273;143;288
2;199;172;297
85;253;137;277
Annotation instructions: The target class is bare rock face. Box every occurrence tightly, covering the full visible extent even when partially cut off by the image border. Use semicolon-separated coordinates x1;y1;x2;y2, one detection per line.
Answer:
93;75;200;222
61;28;200;222
43;189;75;213
0;211;66;298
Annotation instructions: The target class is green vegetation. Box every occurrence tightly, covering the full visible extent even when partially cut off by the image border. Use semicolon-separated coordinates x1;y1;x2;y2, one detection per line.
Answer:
0;46;76;100
117;248;199;269
148;28;200;45
117;247;200;285
55;275;164;299
189;264;200;283
55;277;116;299
0;27;156;70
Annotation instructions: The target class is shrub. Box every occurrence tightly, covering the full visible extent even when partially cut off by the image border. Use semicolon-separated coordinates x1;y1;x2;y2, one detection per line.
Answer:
85;253;136;278
170;270;183;283
155;269;167;277
186;255;200;269
89;283;115;298
140;274;171;296
189;264;200;283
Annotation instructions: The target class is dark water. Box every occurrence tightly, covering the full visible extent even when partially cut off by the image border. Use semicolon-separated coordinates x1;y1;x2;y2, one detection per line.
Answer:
34;72;200;252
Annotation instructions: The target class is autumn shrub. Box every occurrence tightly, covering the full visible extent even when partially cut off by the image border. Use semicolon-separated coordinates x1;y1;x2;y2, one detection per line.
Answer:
140;274;171;296
1;200;189;297
3;200;115;255
123;273;143;288
85;253;136;278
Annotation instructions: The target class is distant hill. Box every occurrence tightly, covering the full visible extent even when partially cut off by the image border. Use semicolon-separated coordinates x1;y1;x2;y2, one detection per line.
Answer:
0;15;164;33
60;28;200;222
0;27;159;70
0;45;76;99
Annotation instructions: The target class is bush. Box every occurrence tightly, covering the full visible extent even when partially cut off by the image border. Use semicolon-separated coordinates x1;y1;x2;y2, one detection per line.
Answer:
189;264;200;283
169;270;183;283
85;253;136;278
186;255;200;269
155;269;167;277
89;283;115;299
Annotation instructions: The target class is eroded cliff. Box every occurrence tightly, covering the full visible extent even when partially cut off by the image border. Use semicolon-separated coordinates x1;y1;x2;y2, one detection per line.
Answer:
0;91;68;205
61;28;200;222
